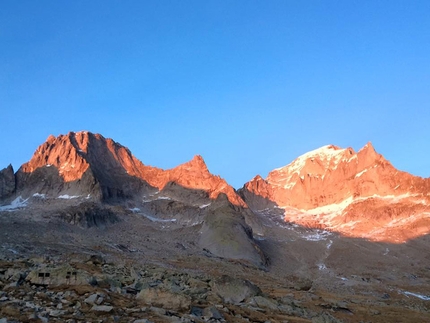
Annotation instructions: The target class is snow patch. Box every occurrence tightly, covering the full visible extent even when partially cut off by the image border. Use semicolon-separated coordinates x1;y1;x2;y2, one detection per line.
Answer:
0;196;29;211
302;196;354;215
58;194;80;199
129;208;141;213
199;203;211;209
141;213;177;223
318;263;327;270
355;168;368;178
302;230;332;241
401;291;430;301
157;196;172;200
32;193;46;198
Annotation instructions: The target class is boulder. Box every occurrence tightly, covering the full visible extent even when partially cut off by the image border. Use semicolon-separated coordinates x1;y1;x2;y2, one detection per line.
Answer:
137;288;191;311
212;275;261;304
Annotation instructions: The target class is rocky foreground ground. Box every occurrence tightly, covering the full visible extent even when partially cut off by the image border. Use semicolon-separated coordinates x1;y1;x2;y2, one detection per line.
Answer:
1;209;429;323
1;251;429;323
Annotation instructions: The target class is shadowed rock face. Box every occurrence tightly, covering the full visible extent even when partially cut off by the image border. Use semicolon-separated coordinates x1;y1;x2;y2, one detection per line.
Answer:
199;194;267;268
57;202;120;228
0;164;15;199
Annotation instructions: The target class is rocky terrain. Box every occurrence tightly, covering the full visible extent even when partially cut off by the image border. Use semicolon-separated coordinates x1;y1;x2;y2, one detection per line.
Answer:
0;131;429;322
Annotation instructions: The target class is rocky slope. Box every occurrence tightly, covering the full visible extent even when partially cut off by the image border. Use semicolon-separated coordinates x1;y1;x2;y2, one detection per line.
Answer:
241;143;430;242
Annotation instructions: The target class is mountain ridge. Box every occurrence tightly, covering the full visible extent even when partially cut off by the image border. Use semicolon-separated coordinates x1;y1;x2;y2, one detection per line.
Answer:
1;131;429;243
4;131;245;207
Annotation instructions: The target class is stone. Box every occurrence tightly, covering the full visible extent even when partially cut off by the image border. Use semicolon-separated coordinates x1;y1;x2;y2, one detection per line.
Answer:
84;293;98;304
137;288;191;311
91;305;113;312
212;275;261;304
202;306;223;320
294;278;313;291
312;312;343;323
49;309;65;317
190;306;203;316
249;296;279;311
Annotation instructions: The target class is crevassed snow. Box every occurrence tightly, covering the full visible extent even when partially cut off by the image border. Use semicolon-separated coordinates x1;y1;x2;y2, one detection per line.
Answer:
0;196;29;211
58;194;80;199
32;193;46;198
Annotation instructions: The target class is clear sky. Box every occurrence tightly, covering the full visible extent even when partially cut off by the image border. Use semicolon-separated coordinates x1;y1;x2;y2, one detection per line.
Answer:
1;1;429;188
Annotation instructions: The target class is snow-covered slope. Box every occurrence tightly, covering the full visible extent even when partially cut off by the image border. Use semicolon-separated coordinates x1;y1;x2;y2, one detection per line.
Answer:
241;143;430;242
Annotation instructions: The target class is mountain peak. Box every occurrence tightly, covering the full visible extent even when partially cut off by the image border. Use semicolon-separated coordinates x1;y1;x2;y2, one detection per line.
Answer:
176;155;209;173
13;131;246;206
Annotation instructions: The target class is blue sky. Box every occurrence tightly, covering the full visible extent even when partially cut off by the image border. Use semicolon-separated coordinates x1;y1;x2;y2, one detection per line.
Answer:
1;1;429;188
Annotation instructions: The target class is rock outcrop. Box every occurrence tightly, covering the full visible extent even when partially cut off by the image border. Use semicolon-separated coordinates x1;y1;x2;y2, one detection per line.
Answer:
199;194;267;268
0;164;15;199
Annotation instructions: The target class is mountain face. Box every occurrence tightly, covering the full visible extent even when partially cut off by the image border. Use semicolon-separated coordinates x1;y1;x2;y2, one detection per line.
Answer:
12;131;245;206
2;132;430;322
2;131;263;267
2;132;430;245
241;143;430;242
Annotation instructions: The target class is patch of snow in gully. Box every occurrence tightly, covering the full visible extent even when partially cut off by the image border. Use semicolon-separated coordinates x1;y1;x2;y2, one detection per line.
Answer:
0;196;29;211
58;194;80;199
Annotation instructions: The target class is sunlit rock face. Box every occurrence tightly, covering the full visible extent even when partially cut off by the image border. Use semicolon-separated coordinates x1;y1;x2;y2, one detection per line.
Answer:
14;131;245;206
241;143;430;242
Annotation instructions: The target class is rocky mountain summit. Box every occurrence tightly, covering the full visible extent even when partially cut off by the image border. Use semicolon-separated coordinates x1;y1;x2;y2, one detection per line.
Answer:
1;132;430;322
241;143;430;242
6;131;244;207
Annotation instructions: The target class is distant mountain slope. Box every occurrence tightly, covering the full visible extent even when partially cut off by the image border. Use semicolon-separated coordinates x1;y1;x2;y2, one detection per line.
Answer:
240;143;430;242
